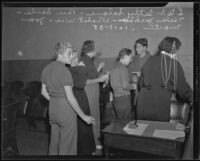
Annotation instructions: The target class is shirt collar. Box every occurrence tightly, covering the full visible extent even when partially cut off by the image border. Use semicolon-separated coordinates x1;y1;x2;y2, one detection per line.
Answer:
161;51;176;59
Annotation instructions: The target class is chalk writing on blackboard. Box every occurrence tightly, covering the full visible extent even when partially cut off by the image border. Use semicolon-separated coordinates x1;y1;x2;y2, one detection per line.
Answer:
16;7;184;31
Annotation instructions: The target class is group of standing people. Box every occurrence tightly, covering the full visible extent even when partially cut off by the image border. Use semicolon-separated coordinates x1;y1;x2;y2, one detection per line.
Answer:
41;36;193;155
110;36;193;122
41;40;108;155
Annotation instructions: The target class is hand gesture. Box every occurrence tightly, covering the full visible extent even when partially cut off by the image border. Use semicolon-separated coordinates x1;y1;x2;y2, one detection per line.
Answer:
99;74;109;83
71;57;78;67
83;115;96;125
78;61;85;66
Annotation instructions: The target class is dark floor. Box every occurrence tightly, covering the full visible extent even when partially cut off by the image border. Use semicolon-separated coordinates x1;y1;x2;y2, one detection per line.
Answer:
16;117;49;155
15;117;103;156
3;117;191;160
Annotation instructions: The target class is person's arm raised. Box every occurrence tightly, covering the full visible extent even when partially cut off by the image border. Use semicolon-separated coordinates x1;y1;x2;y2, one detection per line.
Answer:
86;74;108;85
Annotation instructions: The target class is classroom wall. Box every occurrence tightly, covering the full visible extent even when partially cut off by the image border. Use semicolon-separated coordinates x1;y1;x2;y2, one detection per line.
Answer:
2;58;115;83
2;4;193;88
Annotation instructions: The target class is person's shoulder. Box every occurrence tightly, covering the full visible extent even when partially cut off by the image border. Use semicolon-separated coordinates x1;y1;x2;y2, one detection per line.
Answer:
42;61;54;71
110;63;119;74
142;54;155;66
115;62;125;69
82;56;92;66
148;53;159;59
133;55;140;61
75;65;88;73
51;62;71;74
119;64;128;73
81;55;90;62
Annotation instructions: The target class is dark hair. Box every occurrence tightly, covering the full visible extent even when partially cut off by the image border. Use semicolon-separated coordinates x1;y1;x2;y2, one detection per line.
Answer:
81;40;95;56
116;48;132;62
158;36;181;54
135;38;148;47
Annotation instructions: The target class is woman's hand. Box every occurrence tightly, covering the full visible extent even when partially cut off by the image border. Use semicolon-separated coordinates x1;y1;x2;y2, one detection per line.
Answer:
98;74;109;83
71;57;78;67
78;61;85;66
82;115;96;125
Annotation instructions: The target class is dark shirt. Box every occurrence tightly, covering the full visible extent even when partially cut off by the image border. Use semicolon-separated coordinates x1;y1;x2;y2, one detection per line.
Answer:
139;53;192;103
137;52;193;121
68;65;88;89
81;55;98;79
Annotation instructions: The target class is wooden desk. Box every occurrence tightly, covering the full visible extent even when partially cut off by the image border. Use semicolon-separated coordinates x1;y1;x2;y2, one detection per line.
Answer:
102;120;186;159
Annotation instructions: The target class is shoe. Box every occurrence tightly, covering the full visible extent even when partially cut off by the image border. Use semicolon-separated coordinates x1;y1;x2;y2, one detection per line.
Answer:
96;145;103;150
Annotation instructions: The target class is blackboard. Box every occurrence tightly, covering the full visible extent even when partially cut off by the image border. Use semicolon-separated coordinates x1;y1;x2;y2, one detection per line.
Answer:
2;5;193;60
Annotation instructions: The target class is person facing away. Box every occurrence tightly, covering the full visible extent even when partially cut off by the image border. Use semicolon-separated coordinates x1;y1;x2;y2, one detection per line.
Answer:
80;40;109;149
110;48;136;121
137;36;193;122
67;51;96;155
41;42;95;155
128;38;151;116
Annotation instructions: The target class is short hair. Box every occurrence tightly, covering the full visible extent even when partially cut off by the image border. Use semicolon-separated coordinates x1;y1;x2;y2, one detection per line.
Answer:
135;38;148;47
54;42;72;56
81;40;95;56
116;48;132;62
158;36;181;53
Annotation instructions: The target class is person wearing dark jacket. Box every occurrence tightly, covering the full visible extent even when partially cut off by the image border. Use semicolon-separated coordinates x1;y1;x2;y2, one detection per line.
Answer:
137;36;193;122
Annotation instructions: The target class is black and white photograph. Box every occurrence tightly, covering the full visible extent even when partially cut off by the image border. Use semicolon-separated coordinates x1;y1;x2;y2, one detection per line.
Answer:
2;1;200;160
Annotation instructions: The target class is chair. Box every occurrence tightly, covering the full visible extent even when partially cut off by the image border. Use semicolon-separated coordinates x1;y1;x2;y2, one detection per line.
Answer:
23;81;49;131
8;81;28;117
170;98;193;159
9;81;24;97
170;101;190;125
2;101;22;157
2;80;11;105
